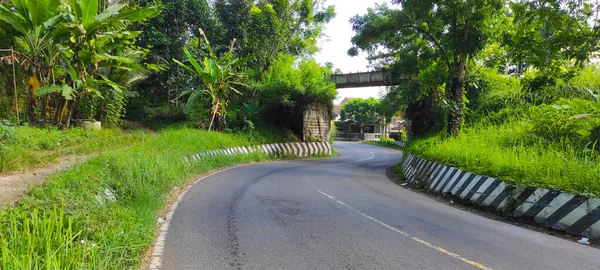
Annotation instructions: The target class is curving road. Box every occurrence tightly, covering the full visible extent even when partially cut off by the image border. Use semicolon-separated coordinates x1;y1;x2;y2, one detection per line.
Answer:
159;142;599;270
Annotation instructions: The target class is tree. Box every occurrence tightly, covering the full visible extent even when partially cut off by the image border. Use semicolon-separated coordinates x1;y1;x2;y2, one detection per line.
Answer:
134;0;220;106
216;0;251;50
174;29;251;131
0;0;65;121
245;0;335;75
1;0;159;127
349;0;503;135
339;97;381;133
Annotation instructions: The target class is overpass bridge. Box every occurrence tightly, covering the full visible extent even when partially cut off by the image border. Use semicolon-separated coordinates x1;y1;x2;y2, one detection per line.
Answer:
330;71;406;89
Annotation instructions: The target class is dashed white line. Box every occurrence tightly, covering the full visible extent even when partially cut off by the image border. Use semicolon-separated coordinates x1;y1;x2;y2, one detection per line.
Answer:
317;190;493;270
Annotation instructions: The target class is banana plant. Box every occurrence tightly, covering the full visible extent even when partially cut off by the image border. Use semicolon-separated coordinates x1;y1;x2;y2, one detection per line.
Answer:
174;28;252;131
0;0;65;120
34;0;158;127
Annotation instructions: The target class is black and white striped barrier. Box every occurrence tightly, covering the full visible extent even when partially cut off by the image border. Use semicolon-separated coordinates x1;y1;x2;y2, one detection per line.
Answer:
185;142;332;162
374;140;406;148
402;154;600;241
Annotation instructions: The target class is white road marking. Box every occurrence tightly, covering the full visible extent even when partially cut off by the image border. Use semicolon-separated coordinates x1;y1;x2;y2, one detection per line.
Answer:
355;152;375;162
317;190;493;270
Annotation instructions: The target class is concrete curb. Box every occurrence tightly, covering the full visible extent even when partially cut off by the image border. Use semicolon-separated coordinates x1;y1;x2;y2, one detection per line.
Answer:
401;153;600;241
185;142;332;163
150;142;332;269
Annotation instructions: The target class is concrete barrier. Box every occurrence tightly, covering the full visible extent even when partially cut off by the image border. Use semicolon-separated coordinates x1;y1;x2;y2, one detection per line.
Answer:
185;142;332;163
402;154;600;241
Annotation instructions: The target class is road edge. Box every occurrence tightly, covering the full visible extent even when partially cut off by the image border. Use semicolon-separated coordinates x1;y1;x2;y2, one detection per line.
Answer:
143;142;335;270
400;153;600;242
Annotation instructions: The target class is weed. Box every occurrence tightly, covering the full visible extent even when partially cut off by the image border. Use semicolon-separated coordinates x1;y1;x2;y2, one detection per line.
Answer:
0;128;292;269
0;127;150;173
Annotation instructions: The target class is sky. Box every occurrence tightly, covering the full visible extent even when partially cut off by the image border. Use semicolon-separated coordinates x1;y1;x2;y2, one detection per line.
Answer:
314;0;389;104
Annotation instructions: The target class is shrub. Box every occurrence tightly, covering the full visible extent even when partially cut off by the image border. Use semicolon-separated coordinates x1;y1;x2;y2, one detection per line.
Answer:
530;98;600;149
380;137;396;143
254;54;336;137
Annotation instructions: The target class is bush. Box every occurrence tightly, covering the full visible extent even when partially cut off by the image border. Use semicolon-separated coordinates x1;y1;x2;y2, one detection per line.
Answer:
403;66;600;197
254;54;336;137
380;137;396;143
530;98;600;148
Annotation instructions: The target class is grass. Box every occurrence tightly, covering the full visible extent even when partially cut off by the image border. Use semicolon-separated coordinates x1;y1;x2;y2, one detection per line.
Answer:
404;122;600;198
393;163;404;179
0;128;295;269
365;140;404;150
0;126;151;173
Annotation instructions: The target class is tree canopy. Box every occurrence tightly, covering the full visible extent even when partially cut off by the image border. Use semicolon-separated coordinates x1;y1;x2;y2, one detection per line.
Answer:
350;0;600;136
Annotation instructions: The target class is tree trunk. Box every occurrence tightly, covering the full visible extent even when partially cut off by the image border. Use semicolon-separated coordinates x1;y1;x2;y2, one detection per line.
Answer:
95;101;105;123
41;95;47;122
447;54;468;136
26;76;34;122
64;97;78;129
208;100;219;132
218;100;227;131
55;98;66;125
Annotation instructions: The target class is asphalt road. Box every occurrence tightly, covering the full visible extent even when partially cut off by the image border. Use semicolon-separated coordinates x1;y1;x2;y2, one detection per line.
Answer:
160;142;599;270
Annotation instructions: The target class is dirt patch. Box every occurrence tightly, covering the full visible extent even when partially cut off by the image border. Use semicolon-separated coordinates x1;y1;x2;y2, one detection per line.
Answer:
0;154;94;206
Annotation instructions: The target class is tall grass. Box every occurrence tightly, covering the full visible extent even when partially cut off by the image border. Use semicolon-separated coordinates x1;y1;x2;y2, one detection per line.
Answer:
0;128;287;269
405;122;600;197
404;66;600;197
0;126;150;173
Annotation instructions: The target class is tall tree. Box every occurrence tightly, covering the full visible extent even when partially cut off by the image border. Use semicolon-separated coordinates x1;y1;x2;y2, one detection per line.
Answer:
245;0;335;75
134;0;220;106
215;0;251;49
349;0;503;135
339;97;381;133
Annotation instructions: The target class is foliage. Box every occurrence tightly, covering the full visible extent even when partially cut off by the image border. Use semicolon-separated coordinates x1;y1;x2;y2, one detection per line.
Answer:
0;128;293;268
244;0;335;75
403;60;600;196
0;126;150;173
255;54;336;136
508;1;600;72
0;0;159;127
339;97;381;125
134;0;220;106
349;0;504;135
174;28;251;131
0;120;15;140
129;0;335;122
530;98;600;150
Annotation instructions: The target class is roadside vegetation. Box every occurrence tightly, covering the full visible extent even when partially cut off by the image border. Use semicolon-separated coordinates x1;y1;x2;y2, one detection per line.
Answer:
0;0;337;268
404;68;600;197
350;1;600;197
0;125;150;173
0;129;289;269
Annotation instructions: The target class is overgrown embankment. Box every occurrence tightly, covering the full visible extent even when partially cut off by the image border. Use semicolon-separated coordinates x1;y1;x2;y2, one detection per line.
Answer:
0;128;292;269
0;126;150;173
403;68;600;198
